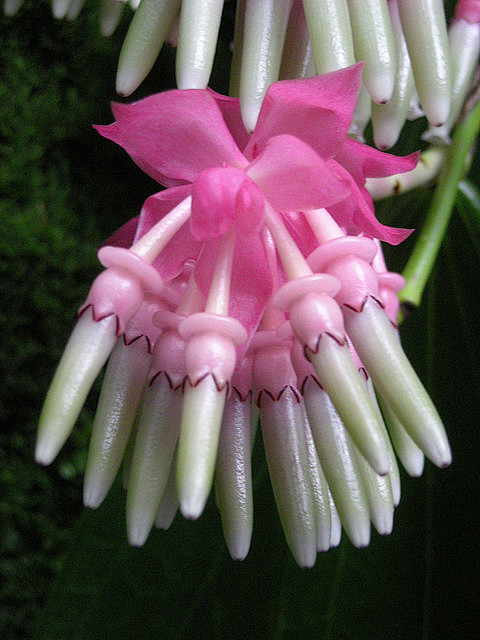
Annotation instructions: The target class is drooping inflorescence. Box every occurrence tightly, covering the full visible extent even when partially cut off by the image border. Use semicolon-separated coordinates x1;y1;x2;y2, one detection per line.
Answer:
35;66;452;566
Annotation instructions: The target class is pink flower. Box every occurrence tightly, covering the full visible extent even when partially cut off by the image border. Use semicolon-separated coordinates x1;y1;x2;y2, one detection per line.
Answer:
455;0;480;22
98;64;416;244
36;65;450;567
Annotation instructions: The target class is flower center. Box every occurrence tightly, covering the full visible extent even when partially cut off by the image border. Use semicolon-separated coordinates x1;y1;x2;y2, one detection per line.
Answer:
190;166;265;240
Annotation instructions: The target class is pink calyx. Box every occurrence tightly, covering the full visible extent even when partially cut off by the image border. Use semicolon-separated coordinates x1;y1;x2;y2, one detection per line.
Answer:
345;335;368;378
371;239;404;325
148;328;187;390
179;312;248;391
80;246;164;336
307;236;380;311
376;272;405;326
272;274;345;350
455;0;480;23
252;338;301;405
123;297;165;352
231;355;254;402
153;307;186;332
290;339;321;394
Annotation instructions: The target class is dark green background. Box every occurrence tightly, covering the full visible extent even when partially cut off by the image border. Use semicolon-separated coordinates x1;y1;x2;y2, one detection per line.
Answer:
1;1;478;638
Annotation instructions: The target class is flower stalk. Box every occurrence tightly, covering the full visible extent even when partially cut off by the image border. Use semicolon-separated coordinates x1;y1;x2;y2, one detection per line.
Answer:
399;89;480;316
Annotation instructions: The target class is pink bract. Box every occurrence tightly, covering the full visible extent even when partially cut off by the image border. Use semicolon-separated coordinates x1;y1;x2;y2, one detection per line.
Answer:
96;65;415;249
94;63;418;347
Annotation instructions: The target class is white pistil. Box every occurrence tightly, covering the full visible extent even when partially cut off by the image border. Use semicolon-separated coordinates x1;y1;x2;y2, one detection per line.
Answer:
302;0;355;73
349;84;372;142
260;390;318;568
239;0;293;132
177;227;239;520
116;0;180;96
99;0;124;37
345;297;452;468
408;88;424;120
83;336;151;509
423;18;480;145
303;380;371;548
177;376;228;519
353;448;394;536
215;392;254;561
3;0;26;17
347;0;397;104
176;0;225;90
126;377;183;546
36;310;117;465
302;406;333;552
309;335;391;476
328;489;342;548
154;459;180;530
66;0;86;22
397;0;451;126
366;377;401;507
130;196;192;264
378;393;425;477
264;204;312;280
121;423;136;490
52;0;71;19
371;0;415;150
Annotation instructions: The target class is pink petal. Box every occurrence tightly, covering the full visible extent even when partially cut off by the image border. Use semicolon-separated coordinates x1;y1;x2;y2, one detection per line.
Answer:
134;186;192;241
246;135;350;212
194;234;273;360
137;187;203;281
335;138;419;185
207;88;251;152
455;0;480;22
191;167;265;241
102;216;139;249
244;64;363;160
328;163;413;245
94;91;248;188
281;211;319;258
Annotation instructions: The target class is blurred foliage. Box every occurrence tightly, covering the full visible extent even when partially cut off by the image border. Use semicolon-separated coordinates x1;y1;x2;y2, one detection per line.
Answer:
0;1;153;636
0;1;479;639
0;2;233;636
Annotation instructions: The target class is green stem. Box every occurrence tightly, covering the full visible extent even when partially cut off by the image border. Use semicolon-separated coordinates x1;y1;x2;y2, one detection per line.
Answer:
399;93;480;318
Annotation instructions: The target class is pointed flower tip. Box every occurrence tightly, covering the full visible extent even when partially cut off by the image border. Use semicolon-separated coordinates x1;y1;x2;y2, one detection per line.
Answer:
375;513;394;537
34;438;57;467
179;496;206;521
127;521;150;548
83;482;107;510
227;538;251;562
368;70;395;106
406;458;425;478
424;98;451;129
115;75;136;98
348;520;371;549
155;504;178;530
330;529;342;549
294;545;317;570
434;441;452;469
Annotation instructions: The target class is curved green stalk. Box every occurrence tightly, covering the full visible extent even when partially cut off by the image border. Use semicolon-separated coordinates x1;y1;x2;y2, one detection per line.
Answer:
399;91;480;318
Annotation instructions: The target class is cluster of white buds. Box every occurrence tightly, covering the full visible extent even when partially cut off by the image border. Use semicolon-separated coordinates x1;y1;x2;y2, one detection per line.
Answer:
5;1;480;144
